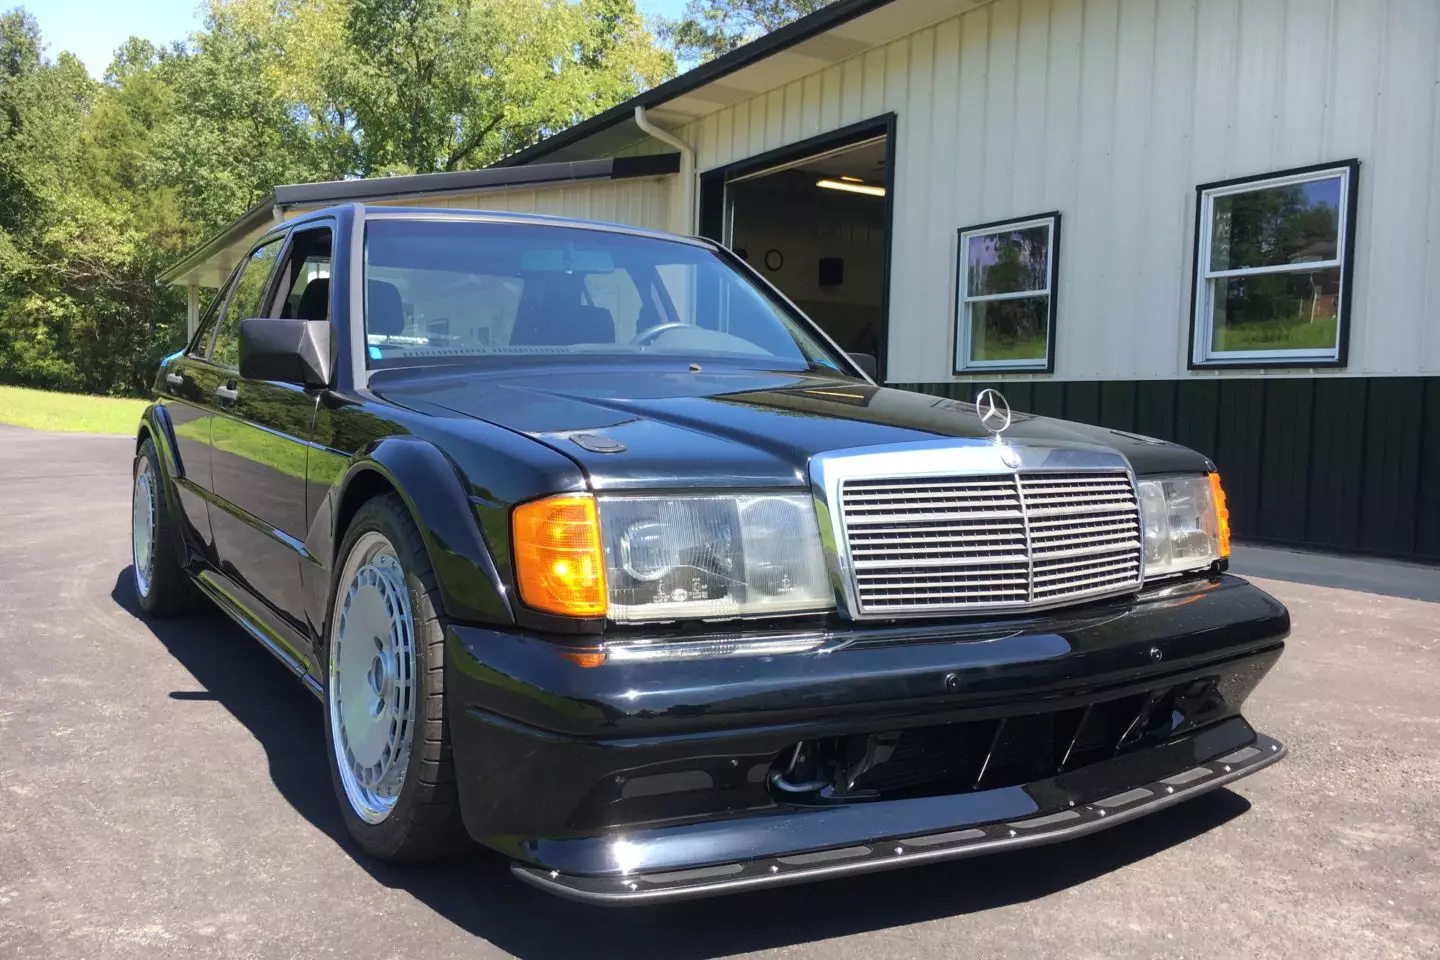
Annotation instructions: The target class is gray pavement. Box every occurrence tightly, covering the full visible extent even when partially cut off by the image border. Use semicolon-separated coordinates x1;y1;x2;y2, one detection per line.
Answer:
0;424;1436;959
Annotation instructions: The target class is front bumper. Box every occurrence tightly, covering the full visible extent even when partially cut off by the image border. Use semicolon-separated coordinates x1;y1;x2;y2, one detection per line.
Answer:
446;574;1288;899
516;732;1286;903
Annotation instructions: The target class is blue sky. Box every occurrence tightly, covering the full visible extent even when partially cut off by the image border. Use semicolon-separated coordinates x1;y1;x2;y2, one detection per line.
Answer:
28;0;689;77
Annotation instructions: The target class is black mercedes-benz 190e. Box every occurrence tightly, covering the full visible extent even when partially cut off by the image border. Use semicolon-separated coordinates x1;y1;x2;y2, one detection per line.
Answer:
132;204;1287;903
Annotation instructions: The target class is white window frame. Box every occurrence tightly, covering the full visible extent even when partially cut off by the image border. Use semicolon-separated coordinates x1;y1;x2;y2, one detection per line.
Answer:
1191;163;1355;367
954;213;1059;373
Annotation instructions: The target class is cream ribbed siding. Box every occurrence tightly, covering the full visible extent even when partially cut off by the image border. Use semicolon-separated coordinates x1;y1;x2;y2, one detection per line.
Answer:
607;0;1440;382
368;176;672;232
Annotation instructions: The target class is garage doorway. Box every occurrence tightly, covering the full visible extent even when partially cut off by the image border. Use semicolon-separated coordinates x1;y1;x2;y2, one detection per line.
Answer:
699;116;895;377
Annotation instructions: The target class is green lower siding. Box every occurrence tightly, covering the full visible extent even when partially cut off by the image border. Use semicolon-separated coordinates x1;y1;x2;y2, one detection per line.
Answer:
895;377;1440;563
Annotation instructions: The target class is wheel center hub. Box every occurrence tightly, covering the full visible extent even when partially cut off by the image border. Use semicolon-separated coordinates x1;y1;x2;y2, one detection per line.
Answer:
368;651;386;697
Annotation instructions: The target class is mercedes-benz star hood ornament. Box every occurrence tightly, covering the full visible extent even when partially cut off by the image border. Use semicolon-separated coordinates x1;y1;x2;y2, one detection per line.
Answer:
975;388;1013;437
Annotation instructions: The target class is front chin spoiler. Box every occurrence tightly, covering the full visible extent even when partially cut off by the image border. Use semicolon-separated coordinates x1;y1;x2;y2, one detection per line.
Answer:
513;733;1286;905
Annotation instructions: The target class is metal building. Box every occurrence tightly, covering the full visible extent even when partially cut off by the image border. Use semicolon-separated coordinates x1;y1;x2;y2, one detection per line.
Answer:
163;0;1440;562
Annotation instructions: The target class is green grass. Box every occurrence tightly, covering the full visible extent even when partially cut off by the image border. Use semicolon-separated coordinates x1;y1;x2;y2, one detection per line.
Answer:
0;385;147;435
1213;314;1338;352
971;333;1048;363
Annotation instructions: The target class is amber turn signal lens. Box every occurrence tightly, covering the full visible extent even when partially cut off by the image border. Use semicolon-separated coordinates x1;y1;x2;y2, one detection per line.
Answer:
512;494;607;617
1208;472;1231;558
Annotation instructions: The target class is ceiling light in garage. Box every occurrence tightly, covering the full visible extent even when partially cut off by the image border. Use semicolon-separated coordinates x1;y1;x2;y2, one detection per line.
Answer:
816;178;885;197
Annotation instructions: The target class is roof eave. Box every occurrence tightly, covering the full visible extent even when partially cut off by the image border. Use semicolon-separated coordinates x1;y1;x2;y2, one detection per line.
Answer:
159;193;277;286
157;154;680;287
492;0;900;168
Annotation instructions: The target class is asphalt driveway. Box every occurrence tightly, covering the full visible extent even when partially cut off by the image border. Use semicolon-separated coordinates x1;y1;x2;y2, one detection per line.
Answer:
0;425;1435;959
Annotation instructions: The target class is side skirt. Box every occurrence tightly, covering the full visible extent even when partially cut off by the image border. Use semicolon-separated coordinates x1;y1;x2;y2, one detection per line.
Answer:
194;570;324;700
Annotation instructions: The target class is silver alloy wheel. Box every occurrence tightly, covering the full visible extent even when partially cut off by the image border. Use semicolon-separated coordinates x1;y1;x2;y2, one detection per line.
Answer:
131;457;156;598
328;531;417;824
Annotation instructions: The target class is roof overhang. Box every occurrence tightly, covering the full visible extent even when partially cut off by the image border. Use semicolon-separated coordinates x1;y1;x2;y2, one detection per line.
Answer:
495;0;989;168
160;154;679;287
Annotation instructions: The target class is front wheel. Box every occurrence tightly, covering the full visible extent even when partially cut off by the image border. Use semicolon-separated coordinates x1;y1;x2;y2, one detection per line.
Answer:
324;494;468;861
131;438;203;616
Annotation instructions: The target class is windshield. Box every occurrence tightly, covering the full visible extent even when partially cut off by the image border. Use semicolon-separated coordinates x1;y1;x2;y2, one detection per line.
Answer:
362;218;846;371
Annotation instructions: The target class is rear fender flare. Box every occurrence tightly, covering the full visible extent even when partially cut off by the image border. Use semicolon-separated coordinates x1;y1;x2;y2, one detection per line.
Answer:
137;403;183;481
134;403;200;572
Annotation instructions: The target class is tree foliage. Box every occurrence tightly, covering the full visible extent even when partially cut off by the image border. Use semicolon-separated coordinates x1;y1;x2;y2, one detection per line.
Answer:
0;0;671;396
659;0;832;65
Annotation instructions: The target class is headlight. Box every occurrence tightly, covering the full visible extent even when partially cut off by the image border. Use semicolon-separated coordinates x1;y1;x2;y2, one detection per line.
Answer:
511;492;834;621
1138;473;1231;579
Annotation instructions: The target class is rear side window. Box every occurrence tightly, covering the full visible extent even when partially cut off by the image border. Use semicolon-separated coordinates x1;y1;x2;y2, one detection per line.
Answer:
187;271;236;358
211;237;284;368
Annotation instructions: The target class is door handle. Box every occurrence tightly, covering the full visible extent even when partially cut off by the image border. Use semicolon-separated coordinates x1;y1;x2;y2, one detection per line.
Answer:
165;372;184;388
216;383;238;405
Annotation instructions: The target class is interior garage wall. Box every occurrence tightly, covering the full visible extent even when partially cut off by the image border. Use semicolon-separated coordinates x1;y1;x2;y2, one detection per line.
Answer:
897;376;1440;562
636;0;1440;384
367;176;672;232
729;177;887;354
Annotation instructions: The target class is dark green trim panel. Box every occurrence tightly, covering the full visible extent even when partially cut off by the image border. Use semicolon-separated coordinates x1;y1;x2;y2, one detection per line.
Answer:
896;377;1440;563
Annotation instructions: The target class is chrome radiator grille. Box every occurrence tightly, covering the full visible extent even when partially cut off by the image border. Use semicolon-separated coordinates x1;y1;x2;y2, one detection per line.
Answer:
839;470;1142;615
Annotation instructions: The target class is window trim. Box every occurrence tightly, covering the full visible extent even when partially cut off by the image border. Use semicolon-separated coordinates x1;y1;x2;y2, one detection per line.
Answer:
953;211;1061;374
1188;159;1360;370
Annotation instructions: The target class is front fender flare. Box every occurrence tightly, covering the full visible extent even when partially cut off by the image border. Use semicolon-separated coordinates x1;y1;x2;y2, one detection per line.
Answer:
307;436;514;640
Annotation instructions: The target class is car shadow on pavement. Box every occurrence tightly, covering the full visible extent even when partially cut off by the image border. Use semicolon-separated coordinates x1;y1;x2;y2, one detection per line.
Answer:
113;568;1252;959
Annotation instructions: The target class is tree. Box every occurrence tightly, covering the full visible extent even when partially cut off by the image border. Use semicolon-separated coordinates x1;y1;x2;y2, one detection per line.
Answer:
0;0;674;396
150;1;345;233
0;10;52;234
338;0;671;175
659;0;832;65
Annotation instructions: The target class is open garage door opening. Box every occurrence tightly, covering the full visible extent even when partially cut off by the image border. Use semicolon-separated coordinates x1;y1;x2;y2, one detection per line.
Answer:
703;119;895;377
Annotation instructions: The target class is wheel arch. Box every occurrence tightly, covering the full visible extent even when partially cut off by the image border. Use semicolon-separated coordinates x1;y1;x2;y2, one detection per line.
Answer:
313;437;515;639
134;405;189;539
136;403;182;479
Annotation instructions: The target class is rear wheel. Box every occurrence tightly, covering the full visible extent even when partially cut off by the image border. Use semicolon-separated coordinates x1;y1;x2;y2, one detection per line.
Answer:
131;438;203;616
324;494;468;861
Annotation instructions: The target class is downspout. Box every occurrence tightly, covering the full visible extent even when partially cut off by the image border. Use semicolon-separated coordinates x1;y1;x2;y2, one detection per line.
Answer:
634;106;695;236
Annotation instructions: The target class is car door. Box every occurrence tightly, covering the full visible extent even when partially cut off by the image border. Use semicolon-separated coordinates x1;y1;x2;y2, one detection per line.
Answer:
155;267;243;558
209;225;332;643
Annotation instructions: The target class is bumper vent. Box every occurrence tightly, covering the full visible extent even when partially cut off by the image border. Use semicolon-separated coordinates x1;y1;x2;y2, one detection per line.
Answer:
788;678;1232;802
839;469;1142;615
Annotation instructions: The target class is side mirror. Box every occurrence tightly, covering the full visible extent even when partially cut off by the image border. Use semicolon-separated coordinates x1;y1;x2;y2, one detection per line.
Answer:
847;352;878;379
238;318;331;387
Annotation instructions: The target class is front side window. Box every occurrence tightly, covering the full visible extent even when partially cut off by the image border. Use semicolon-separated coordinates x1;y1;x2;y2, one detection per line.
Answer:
210;237;284;368
954;213;1059;372
362;219;845;371
277;228;333;323
1192;161;1357;366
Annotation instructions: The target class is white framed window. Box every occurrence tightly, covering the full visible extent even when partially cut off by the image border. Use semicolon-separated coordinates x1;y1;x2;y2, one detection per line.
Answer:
1191;161;1358;367
954;213;1059;372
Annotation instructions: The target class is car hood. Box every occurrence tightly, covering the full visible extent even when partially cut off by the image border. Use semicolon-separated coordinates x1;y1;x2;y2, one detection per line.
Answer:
375;364;1212;489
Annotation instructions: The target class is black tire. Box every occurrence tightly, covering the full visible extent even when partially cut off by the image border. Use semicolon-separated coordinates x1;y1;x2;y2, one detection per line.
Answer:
131;438;204;617
323;493;469;861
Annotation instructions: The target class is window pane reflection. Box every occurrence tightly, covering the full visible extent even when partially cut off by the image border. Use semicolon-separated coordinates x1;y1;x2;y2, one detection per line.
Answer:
1209;176;1341;272
1209;266;1341;353
969;295;1049;362
967;225;1050;296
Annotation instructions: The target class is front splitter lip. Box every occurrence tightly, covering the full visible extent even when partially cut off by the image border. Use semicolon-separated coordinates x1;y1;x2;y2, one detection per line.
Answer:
513;733;1286;905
